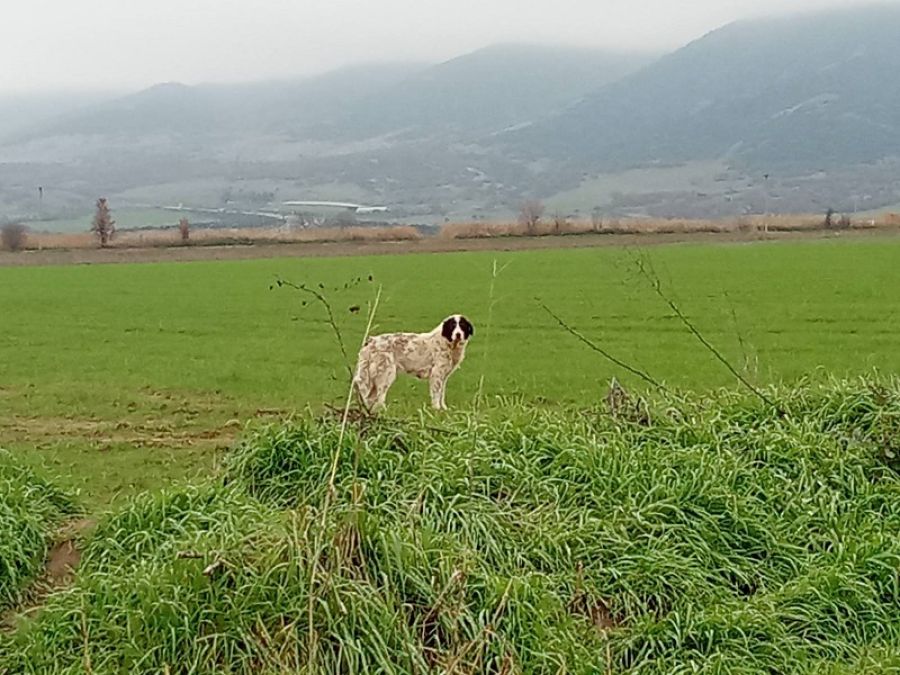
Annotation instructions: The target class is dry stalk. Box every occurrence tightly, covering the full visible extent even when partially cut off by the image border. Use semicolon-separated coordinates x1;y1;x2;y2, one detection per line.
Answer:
306;283;382;670
631;249;784;415
537;300;666;392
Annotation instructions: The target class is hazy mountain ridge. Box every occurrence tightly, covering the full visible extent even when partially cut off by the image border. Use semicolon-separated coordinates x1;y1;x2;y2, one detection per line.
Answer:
508;5;900;172
3;7;900;224
312;44;656;140
7;63;426;142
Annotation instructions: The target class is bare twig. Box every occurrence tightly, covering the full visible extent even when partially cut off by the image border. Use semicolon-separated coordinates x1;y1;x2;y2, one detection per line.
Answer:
631;250;784;414
275;277;352;378
537;300;666;392
329;285;382;496
475;258;511;411
722;289;757;377
306;283;382;670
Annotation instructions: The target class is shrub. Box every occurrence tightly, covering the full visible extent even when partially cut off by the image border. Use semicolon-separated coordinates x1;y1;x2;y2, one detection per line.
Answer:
178;217;190;243
0;223;27;252
518;199;545;235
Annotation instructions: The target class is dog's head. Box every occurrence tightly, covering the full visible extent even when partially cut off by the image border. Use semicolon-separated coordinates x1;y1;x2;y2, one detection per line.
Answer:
440;314;474;346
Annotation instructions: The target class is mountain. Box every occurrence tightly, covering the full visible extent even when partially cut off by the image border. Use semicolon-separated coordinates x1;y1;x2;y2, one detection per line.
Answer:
0;90;119;140
507;4;900;173
0;45;652;222
7;45;652;146
8;62;426;142
315;44;656;140
6;9;900;224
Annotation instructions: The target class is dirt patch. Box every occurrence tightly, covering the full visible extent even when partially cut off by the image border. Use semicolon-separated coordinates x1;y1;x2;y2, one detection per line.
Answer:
0;388;288;451
1;519;95;631
0;414;247;452
3;227;899;268
44;539;81;581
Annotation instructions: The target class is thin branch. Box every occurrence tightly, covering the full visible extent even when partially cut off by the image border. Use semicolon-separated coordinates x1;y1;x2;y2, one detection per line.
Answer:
275;277;352;378
329;284;382;495
632;250;784;415
537;300;666;392
475;258;511;412
723;289;756;377
306;283;382;670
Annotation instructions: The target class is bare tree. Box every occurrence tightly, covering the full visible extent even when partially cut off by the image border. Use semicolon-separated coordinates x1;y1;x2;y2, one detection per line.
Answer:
591;207;603;232
519;199;545;235
1;223;27;252
91;198;116;247
552;210;566;234
178;217;190;243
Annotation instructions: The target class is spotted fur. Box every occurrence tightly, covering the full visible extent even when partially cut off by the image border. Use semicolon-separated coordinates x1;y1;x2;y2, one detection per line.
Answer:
354;314;474;411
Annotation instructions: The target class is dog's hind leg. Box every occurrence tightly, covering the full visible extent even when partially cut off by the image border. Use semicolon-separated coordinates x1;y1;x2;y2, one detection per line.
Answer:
371;363;397;411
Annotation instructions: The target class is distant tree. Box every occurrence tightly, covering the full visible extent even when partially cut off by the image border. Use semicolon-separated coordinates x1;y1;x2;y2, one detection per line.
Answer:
91;198;116;247
178;217;190;243
824;208;835;229
591;207;603;232
552;210;566;234
519;199;545;235
1;223;27;252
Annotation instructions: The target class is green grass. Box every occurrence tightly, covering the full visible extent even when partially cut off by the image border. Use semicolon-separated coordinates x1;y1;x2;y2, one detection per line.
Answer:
0;450;76;612
29;207;180;234
1;237;900;509
544;159;728;213
3;379;899;673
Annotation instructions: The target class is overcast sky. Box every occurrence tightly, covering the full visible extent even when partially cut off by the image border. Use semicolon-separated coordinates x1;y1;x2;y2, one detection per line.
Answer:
0;0;878;93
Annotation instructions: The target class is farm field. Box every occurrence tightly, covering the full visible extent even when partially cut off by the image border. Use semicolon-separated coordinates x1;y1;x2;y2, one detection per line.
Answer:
23;207;182;234
1;237;899;509
2;236;900;672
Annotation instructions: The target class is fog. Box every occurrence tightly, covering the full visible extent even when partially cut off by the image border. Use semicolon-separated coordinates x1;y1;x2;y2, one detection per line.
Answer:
0;0;879;93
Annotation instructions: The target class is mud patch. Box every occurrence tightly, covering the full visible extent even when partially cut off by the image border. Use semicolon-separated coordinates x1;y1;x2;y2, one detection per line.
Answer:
1;519;94;631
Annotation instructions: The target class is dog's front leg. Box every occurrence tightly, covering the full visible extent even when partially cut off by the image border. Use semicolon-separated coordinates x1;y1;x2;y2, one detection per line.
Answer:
429;375;445;410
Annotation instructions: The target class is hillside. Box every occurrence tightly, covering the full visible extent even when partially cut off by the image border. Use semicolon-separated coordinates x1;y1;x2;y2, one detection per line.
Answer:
316;43;655;139
508;5;900;172
7;45;650;149
4;7;900;224
9;62;425;142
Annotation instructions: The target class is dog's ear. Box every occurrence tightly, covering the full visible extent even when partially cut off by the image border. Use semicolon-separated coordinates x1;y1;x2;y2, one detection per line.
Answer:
441;317;457;341
459;316;474;339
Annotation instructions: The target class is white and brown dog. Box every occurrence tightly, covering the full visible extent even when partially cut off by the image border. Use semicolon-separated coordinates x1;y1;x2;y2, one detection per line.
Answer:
354;314;474;411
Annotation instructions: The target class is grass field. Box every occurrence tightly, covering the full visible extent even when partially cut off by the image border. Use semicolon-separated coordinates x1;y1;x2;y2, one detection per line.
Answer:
2;381;899;672
26;207;182;234
3;237;900;672
1;237;899;509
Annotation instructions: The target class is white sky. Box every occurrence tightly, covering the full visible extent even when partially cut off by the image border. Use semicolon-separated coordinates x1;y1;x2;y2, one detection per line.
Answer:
0;0;877;93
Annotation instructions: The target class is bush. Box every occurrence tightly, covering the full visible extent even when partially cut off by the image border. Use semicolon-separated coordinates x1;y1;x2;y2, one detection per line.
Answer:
0;223;27;252
178;217;190;243
518;199;545;235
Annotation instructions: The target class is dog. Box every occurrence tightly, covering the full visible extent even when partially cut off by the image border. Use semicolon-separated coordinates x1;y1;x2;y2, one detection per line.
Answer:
353;314;474;411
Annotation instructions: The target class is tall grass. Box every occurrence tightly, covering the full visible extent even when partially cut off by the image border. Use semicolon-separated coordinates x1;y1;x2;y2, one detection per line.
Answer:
4;378;900;673
439;213;897;240
22;225;423;251
0;450;76;612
